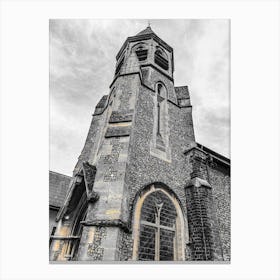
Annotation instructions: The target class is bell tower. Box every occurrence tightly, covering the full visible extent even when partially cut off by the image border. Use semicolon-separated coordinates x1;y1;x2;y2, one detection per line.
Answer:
50;25;224;262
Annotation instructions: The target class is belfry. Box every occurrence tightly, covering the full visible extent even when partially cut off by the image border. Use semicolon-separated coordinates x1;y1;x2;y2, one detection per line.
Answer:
49;26;231;262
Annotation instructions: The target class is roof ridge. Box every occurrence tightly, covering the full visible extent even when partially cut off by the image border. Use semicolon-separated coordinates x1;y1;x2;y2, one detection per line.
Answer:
49;170;72;178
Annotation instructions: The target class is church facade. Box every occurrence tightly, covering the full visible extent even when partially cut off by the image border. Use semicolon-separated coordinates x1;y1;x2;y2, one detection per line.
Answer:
49;26;230;262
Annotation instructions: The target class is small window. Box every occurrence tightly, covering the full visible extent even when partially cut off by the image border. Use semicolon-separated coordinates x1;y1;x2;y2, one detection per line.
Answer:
154;49;169;70
156;83;167;99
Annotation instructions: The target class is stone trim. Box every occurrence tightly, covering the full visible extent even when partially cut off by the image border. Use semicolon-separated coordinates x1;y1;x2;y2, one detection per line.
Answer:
109;109;134;123
132;185;187;261
105;126;131;138
109;71;190;111
184;146;208;156
50;235;80;240
185;178;212;189
81;219;130;233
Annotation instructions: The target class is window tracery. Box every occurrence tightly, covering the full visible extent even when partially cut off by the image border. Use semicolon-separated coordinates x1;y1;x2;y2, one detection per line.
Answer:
132;186;186;261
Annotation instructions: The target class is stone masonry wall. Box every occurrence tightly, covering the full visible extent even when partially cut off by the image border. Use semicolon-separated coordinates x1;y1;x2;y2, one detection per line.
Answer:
73;112;107;176
208;166;231;261
118;80;196;260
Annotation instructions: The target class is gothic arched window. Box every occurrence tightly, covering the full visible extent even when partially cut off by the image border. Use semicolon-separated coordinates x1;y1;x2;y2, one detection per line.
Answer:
132;186;186;261
154;48;169;70
135;44;148;61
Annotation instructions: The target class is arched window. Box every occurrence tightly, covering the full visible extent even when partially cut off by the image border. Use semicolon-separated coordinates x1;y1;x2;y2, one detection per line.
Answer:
133;185;185;261
157;83;167;98
155;83;167;149
154;48;169;70
135;44;148;61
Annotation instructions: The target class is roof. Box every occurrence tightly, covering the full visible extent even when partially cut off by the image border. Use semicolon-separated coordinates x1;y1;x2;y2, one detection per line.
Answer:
136;26;155;36
116;26;173;61
196;143;230;175
49;171;72;209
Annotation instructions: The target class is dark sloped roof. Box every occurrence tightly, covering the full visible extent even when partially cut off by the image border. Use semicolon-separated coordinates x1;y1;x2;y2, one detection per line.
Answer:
49;171;72;208
116;26;173;61
136;26;155;36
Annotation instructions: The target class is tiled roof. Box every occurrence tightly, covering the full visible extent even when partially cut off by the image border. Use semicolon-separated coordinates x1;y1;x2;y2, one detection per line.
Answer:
49;171;72;208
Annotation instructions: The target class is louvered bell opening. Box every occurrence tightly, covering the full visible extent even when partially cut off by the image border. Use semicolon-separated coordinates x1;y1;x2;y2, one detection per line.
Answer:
154;54;169;70
136;49;148;61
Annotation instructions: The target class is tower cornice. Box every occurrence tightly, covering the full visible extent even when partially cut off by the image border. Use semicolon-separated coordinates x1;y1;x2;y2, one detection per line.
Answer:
116;33;173;61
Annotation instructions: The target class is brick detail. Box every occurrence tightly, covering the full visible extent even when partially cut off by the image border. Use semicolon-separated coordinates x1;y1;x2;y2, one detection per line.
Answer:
185;147;223;261
185;185;215;260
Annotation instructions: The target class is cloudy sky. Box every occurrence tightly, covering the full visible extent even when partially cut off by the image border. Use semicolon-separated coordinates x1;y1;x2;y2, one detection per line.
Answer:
50;19;230;176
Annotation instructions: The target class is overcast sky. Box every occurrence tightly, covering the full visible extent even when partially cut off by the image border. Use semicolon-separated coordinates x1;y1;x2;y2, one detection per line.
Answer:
50;19;230;176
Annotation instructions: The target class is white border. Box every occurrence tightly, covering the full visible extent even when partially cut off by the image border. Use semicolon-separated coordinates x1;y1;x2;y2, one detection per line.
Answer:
1;1;279;279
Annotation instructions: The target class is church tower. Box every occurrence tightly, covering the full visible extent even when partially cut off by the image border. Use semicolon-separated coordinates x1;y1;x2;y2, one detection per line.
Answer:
49;26;230;262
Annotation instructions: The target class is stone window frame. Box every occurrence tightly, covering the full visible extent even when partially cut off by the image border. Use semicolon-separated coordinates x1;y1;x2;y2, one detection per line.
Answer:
133;42;148;62
149;81;171;162
154;47;169;71
132;184;186;261
155;82;169;148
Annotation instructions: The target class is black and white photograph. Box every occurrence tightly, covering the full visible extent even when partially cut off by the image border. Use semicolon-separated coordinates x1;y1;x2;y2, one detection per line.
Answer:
1;1;280;279
49;19;230;262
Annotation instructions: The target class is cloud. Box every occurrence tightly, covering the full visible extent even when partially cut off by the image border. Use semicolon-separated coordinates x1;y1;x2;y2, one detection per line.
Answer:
50;19;230;176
